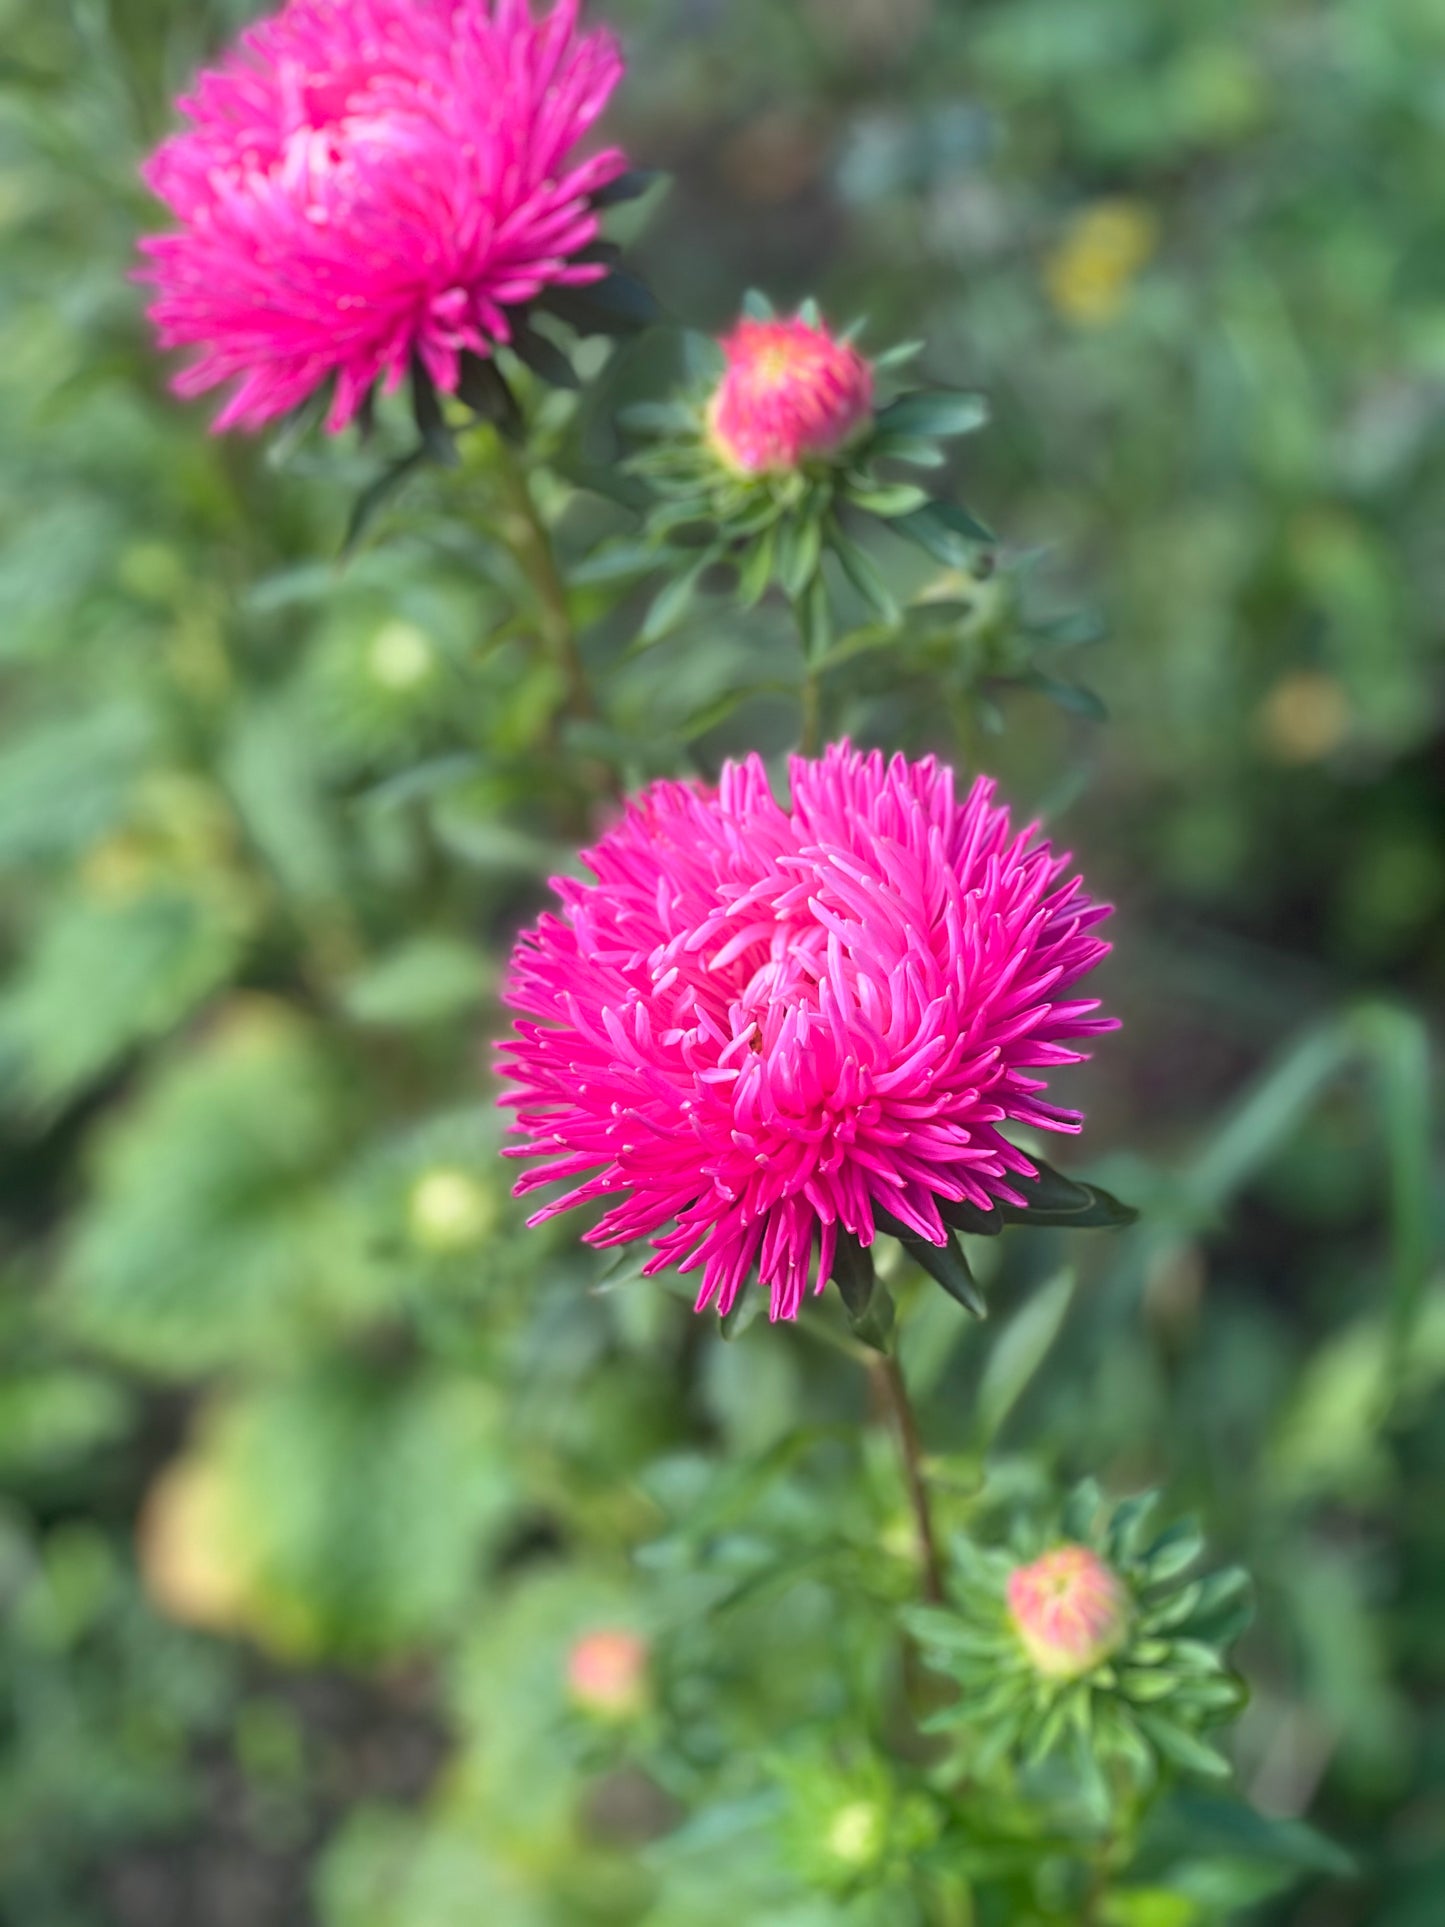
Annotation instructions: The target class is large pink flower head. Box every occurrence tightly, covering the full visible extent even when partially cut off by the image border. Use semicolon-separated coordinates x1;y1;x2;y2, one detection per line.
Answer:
139;0;627;433
499;745;1117;1322
706;315;875;475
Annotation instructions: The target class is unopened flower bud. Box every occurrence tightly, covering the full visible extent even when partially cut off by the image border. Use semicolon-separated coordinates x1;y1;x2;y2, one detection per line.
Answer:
1007;1544;1130;1681
706;315;874;475
566;1628;650;1719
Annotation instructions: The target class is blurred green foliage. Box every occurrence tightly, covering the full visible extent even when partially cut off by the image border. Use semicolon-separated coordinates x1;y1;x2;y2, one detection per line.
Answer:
0;0;1441;1922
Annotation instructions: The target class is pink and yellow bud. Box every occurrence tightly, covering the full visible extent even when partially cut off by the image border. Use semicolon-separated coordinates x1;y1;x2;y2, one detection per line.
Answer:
566;1628;650;1719
1006;1544;1130;1681
706;315;874;475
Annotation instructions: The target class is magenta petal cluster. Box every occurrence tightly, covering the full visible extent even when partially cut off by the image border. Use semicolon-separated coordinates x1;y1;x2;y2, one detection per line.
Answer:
707;315;875;474
1007;1546;1131;1680
138;0;626;433
499;745;1117;1322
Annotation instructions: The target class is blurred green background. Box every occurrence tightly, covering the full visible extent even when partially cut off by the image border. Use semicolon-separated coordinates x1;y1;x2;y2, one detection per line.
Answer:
0;0;1441;1921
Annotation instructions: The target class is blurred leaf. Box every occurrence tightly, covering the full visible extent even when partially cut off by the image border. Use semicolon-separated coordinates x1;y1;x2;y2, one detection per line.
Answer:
975;1269;1074;1445
340;938;491;1029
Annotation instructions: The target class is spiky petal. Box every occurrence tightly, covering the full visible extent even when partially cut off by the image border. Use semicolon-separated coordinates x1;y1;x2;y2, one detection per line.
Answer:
498;744;1117;1321
138;0;627;433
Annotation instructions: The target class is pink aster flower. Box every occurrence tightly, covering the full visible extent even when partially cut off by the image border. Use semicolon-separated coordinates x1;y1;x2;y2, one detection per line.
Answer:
499;744;1117;1322
138;0;627;433
706;315;875;474
1007;1545;1131;1681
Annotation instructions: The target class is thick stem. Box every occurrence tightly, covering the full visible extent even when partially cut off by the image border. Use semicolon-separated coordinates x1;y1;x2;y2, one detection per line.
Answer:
493;436;595;726
869;1352;946;1605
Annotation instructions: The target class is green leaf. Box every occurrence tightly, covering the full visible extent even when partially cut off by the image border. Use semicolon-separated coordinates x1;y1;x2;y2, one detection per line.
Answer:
999;1158;1140;1229
340;939;490;1029
830;529;899;623
544;269;661;336
736;526;777;608
592;168;665;208
1135;1712;1234;1780
1020;669;1110;722
894;498;996;565
874;1209;987;1317
455;354;522;438
741;288;775;320
342;449;426;557
876;391;988;440
506;321;579;390
1141;1520;1207;1584
409;357;458;467
638;551;717;647
848;482;932;520
833;1234;893;1353
777;513;824;600
0;892;245;1113
975;1269;1075;1446
872;340;925;371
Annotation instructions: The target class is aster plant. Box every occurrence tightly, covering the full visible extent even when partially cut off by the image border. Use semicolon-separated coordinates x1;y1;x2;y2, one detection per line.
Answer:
905;1484;1253;1808
120;8;1301;1923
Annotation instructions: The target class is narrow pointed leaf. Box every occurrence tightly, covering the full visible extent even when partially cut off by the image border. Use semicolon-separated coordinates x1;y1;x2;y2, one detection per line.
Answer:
874;1209;987;1317
895;498;996;565
877;391;988;440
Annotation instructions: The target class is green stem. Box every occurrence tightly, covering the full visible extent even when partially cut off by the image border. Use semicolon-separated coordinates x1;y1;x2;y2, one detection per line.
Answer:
869;1352;946;1605
790;584;827;755
799;662;823;756
493;435;595;727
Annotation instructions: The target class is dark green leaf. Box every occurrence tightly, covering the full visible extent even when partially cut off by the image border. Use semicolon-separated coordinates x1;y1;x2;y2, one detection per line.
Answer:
830;529;899;623
342;450;426;557
833;1234;894;1353
1020;669;1110;722
544;269;661;335
455;353;522;438
874;1209;987;1317
895;498;996;565
998;1158;1140;1229
410;358;458;467
592;167;666;208
507;321;579;390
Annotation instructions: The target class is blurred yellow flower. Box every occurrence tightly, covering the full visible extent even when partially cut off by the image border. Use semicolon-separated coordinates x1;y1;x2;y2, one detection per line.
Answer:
1046;201;1159;326
138;1456;252;1634
1258;672;1353;765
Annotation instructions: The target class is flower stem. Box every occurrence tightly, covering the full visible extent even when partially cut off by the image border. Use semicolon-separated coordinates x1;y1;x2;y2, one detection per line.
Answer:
799;662;823;756
869;1351;946;1605
493;435;595;727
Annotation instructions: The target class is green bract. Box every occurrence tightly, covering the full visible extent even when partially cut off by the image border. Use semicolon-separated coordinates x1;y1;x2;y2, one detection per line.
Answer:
905;1484;1253;1809
625;295;991;652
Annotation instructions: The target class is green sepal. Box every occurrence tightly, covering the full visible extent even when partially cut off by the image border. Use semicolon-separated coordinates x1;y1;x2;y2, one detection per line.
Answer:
895;498;996;565
875;391;988;440
410;356;459;467
999;1158;1140;1229
833;1233;894;1353
507;319;579;390
542;268;661;336
341;449;426;559
873;1208;987;1317
592;168;665;208
455;353;522;439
